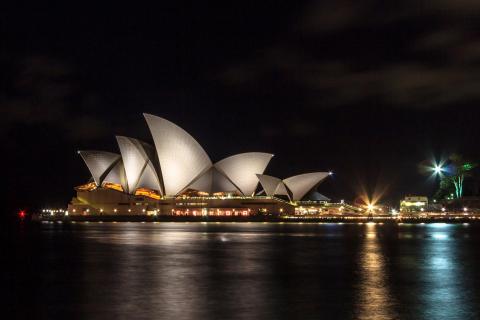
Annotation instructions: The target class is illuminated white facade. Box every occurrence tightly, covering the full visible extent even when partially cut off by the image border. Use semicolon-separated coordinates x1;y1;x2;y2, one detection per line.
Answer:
283;172;329;201
116;136;162;194
78;150;122;186
257;172;329;201
144;114;212;196
77;114;330;200
214;153;273;196
102;159;127;190
256;174;284;197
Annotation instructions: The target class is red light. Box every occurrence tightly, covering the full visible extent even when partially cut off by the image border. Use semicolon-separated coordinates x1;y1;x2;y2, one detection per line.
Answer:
19;210;26;219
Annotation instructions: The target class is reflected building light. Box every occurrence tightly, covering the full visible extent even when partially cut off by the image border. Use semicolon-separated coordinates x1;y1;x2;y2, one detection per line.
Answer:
355;223;398;319
432;233;448;240
429;223;448;229
421;225;464;318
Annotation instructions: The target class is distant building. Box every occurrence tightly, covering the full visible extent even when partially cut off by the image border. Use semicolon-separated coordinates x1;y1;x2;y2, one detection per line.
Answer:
400;196;428;213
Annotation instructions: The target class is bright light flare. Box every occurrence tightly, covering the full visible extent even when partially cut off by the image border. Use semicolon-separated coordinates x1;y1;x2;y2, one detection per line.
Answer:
429;159;446;177
433;164;443;174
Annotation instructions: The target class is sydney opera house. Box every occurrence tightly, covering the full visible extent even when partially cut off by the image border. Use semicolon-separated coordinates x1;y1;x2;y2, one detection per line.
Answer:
68;114;331;217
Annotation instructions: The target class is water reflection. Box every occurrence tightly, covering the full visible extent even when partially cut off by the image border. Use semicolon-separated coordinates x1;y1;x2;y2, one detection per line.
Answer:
420;224;470;319
355;223;398;320
9;222;480;319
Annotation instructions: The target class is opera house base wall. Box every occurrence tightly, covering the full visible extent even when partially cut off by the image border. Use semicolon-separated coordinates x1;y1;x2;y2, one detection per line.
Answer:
67;188;295;217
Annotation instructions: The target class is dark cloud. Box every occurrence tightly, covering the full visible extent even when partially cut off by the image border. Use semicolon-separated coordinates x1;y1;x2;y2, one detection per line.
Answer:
0;55;107;141
219;0;480;109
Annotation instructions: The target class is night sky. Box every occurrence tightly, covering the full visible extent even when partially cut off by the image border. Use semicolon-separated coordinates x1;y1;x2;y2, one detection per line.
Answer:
2;1;480;214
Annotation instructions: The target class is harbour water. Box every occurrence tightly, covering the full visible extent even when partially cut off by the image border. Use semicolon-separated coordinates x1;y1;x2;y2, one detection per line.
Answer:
5;222;480;319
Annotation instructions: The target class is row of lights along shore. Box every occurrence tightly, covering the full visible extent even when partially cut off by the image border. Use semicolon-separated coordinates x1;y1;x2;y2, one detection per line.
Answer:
42;209;68;216
43;208;158;215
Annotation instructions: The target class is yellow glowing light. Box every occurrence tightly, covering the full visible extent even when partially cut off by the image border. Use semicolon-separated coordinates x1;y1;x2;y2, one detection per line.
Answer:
135;188;161;200
75;182;97;191
103;183;124;192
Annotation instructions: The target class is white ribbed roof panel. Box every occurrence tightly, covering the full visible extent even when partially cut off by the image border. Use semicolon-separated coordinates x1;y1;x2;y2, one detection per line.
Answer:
212;168;240;193
283;172;329;201
116;136;146;193
144;114;212;196
103;159;127;190
256;174;282;196
186;167;213;193
215;152;273;196
136;163;162;192
185;167;241;194
78;150;121;186
274;182;292;201
116;136;162;194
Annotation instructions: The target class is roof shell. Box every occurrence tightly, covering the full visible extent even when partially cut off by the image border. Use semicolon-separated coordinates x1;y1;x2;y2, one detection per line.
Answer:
215;152;273;196
185;167;242;194
256;174;282;197
78;150;121;186
102;159;127;190
144;114;212;196
283;172;329;201
116;136;162;194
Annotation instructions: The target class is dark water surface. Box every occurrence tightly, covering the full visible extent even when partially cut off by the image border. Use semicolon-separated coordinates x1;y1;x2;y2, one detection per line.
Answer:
5;222;480;319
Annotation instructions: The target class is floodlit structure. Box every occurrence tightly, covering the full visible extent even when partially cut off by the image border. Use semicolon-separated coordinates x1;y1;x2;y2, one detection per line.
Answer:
68;114;332;217
256;172;330;201
78;151;127;190
400;196;429;213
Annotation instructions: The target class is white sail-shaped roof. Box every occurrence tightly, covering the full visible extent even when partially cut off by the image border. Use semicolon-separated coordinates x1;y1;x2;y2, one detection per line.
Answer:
185;167;241;194
215;153;273;196
103;159;127;190
136;164;162;192
186;167;214;193
116;136;162;194
256;174;282;197
78;150;121;186
283;172;329;201
144;114;212;196
212;168;239;193
305;191;331;201
274;182;292;200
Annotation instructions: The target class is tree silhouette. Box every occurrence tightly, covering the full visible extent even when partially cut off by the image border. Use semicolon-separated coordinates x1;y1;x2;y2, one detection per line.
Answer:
435;154;477;199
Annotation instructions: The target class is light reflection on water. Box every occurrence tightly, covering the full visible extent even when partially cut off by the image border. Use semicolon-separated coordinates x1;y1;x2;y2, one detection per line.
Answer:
419;224;473;319
7;222;480;319
355;223;398;320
